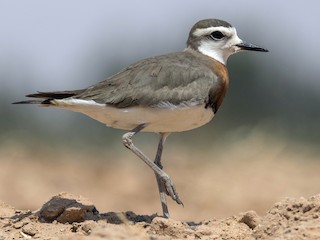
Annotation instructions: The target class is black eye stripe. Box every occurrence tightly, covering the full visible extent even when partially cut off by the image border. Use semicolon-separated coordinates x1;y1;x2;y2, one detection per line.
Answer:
210;31;225;40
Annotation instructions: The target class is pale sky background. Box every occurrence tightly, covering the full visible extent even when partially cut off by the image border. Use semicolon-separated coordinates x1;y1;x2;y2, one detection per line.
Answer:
0;0;319;147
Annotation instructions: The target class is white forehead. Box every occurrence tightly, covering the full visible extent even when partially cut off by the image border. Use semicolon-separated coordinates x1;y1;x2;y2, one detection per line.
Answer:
193;26;237;38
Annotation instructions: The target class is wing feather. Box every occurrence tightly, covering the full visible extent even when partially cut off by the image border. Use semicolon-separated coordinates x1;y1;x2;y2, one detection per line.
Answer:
76;50;219;108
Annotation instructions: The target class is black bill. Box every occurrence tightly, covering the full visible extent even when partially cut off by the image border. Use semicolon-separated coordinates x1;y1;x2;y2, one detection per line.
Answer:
236;42;269;52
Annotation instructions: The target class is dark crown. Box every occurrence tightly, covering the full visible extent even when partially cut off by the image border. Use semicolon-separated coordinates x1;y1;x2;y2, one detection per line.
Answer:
187;19;232;50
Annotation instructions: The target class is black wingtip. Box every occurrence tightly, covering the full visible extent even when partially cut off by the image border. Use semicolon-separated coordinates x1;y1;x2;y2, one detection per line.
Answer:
12;99;52;105
13;89;83;105
12;100;37;104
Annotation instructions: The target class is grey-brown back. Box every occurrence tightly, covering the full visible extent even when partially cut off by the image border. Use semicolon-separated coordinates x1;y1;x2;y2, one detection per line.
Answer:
76;49;223;109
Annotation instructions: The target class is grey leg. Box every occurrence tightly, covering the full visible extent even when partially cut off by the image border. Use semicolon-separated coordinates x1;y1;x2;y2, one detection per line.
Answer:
154;133;170;218
122;124;183;218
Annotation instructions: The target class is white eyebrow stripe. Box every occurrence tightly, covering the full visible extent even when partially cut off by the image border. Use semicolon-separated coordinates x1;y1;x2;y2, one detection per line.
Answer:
193;26;235;37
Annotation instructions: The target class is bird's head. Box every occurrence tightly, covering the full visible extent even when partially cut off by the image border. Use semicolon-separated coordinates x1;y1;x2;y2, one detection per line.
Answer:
187;19;268;65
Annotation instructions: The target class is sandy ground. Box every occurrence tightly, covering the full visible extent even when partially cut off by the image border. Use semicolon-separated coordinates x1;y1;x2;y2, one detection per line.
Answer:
1;192;320;239
1;131;320;239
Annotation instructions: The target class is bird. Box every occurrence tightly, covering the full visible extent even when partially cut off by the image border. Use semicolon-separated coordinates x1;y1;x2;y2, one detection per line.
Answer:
14;19;268;218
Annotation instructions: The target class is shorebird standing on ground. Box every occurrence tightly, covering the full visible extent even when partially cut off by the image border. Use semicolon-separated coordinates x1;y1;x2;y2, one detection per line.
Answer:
14;19;268;218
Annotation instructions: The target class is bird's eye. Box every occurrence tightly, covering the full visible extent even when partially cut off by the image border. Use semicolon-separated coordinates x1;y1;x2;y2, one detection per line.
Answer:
210;31;225;40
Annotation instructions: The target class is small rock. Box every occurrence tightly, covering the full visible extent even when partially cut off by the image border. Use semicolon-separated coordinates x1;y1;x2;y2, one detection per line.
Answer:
38;192;99;223
71;222;81;232
57;207;86;223
39;204;65;222
13;218;30;229
239;211;260;229
302;204;313;213
13;221;25;229
82;221;96;234
22;223;37;236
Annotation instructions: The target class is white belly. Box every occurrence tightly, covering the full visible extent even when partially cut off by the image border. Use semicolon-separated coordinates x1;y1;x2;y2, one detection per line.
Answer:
51;99;214;133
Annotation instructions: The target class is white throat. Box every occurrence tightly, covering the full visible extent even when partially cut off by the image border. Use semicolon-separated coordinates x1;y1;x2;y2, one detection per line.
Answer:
198;43;228;65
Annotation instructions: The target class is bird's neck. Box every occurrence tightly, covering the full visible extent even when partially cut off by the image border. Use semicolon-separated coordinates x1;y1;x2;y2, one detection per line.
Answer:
184;47;229;85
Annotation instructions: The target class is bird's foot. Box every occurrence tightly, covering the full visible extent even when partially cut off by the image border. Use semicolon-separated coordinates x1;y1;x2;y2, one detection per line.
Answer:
161;174;183;206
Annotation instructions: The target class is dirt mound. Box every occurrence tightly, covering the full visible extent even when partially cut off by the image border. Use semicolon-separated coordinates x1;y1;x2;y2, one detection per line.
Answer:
1;192;320;239
253;195;320;239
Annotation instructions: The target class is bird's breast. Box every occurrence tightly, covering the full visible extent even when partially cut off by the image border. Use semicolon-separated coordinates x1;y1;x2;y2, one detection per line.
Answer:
210;57;229;87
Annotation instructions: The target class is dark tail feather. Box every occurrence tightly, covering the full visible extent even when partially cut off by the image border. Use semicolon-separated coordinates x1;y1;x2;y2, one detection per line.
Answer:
13;90;84;105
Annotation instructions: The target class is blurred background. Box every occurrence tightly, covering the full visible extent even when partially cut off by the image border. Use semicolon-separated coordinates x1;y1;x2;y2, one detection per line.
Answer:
0;0;320;221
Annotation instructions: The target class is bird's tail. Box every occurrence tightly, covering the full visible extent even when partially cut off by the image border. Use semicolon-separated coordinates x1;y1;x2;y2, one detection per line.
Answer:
13;90;84;105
